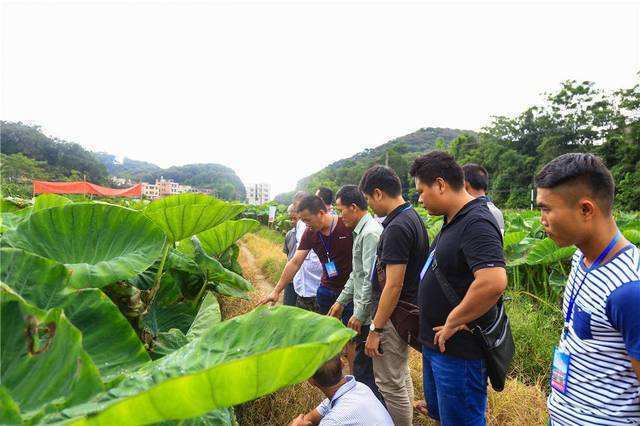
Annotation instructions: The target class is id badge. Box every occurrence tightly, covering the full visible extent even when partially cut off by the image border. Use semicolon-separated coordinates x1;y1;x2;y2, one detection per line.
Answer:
325;261;338;278
420;251;435;281
550;346;571;394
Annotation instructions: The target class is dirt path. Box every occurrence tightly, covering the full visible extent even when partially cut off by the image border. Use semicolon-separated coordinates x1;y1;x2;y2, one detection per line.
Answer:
237;241;276;297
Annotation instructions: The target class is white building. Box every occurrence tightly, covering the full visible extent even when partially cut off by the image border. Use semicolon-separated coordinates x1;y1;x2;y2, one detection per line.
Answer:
141;177;193;199
246;183;271;205
141;182;160;199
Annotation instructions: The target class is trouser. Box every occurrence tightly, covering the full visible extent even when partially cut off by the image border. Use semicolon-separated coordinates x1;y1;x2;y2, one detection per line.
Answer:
422;345;488;426
283;282;297;306
372;321;414;426
315;285;353;326
295;295;318;312
355;326;385;404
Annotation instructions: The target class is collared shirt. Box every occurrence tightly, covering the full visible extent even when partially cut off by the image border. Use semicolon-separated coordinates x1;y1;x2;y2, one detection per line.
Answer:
337;213;382;324
548;245;640;425
419;197;505;359
316;376;393;426
283;228;297;260
371;202;429;311
293;220;322;297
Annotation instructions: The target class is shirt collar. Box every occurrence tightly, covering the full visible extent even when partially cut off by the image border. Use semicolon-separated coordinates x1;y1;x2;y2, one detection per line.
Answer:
353;213;372;236
382;202;411;228
443;197;483;227
330;376;356;407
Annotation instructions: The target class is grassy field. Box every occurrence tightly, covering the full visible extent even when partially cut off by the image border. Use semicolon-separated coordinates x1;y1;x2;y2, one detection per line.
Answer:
230;228;550;425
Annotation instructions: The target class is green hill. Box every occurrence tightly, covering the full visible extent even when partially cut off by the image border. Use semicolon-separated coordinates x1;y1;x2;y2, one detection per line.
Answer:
294;127;472;198
96;154;246;201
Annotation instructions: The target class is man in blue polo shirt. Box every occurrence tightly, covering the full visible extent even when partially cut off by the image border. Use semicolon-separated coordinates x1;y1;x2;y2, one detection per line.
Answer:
536;153;640;425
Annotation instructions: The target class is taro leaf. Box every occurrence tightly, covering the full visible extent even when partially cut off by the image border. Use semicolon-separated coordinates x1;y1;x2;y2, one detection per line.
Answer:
33;193;72;211
525;238;576;265
503;231;528;249
142;298;199;336
151;329;191;358
0;286;104;423
157;408;237;426
51;306;355;425
187;291;222;340
622;228;640;245
0;387;22;425
144;194;245;243
0;207;32;233
3;203;166;289
151;292;222;357
212;282;251;300
0;248;150;380
218;244;243;275
130;249;203;295
193;238;253;292
197;219;260;256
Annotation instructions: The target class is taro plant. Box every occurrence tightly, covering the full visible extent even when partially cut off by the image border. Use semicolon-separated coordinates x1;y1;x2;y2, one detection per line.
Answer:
1;193;355;425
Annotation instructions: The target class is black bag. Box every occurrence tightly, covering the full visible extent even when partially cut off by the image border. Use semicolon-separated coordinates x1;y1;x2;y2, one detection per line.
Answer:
432;257;515;392
375;262;422;352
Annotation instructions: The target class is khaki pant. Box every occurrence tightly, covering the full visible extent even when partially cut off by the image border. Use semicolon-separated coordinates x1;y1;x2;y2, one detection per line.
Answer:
373;321;414;426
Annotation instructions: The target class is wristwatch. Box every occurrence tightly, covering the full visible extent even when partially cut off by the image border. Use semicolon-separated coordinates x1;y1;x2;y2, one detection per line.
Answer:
369;322;384;333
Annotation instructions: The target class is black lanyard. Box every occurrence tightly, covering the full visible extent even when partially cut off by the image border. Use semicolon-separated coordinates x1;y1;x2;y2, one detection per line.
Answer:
318;217;335;260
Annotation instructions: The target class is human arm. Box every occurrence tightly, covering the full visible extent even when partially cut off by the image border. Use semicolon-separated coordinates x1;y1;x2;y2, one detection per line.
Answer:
606;281;640;381
258;248;309;306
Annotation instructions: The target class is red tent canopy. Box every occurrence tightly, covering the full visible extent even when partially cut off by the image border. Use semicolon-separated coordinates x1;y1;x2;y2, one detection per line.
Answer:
33;180;142;198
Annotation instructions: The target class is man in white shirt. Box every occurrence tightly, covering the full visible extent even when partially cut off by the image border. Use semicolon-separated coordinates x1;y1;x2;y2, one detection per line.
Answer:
289;356;393;426
462;163;505;235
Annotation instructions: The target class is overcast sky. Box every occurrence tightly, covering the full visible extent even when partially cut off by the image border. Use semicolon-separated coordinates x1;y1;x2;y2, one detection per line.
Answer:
2;0;639;196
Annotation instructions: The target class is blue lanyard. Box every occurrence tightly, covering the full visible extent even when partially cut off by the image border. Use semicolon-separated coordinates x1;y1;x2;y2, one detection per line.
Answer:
564;231;621;336
318;217;335;259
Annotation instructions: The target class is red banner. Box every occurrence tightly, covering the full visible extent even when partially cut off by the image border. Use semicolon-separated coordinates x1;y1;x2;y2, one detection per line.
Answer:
33;180;142;198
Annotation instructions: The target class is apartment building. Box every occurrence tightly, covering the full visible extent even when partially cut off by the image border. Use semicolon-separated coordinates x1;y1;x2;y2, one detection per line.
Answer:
246;183;271;205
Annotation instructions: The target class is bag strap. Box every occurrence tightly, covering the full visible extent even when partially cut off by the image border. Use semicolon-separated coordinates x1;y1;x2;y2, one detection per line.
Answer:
432;256;462;307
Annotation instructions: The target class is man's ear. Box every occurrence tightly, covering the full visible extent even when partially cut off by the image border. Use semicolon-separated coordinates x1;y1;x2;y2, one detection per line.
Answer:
373;188;383;201
436;177;446;194
578;198;597;221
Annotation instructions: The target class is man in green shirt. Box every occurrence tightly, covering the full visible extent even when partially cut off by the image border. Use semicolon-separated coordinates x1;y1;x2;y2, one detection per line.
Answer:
329;185;384;403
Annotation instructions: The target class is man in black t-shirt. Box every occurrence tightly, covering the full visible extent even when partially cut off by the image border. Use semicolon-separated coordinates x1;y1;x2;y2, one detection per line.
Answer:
410;151;507;425
358;165;429;426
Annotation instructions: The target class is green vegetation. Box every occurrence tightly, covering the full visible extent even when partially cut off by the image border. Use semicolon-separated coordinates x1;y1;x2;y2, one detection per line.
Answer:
96;153;247;201
288;127;468;199
0;193;354;424
0;122;109;197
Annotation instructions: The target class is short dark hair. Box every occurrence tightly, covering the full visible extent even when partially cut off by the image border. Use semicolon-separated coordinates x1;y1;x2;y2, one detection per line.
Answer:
359;165;402;197
296;195;327;215
535;153;615;214
311;355;342;387
462;163;489;191
316;187;334;206
410;150;464;191
336;185;367;210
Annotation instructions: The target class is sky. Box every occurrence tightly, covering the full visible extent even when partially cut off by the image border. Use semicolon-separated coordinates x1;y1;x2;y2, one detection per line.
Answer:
2;0;639;197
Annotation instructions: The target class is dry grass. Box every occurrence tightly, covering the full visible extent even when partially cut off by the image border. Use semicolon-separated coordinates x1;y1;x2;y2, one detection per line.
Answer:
229;232;549;425
241;233;287;283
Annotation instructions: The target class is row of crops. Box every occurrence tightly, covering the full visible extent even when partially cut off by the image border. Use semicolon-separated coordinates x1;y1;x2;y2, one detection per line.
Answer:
416;207;640;305
243;201;639;306
0;194;355;425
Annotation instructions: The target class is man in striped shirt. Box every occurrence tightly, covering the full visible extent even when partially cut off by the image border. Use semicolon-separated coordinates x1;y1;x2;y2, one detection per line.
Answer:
535;153;640;425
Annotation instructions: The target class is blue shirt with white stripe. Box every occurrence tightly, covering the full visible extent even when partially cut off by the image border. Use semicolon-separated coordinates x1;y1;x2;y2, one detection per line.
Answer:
548;244;640;425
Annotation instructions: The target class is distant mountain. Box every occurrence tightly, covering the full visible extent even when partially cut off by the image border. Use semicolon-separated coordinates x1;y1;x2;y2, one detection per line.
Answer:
95;153;246;201
293;127;473;196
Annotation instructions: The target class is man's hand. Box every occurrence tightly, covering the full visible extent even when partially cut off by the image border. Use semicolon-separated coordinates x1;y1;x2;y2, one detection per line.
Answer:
289;414;312;426
365;329;382;358
258;289;281;307
327;302;344;319
347;316;362;334
433;323;469;353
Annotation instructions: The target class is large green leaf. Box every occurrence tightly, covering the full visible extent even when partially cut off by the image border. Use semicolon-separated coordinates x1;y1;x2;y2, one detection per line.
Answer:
525;238;576;265
0;286;104;423
622;228;640;245
197;219;260;256
144;194;245;243
503;231;528;249
33;193;72;211
0;248;150;380
187;291;222;340
3;203;166;289
51;306;355;425
193;238;253;292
